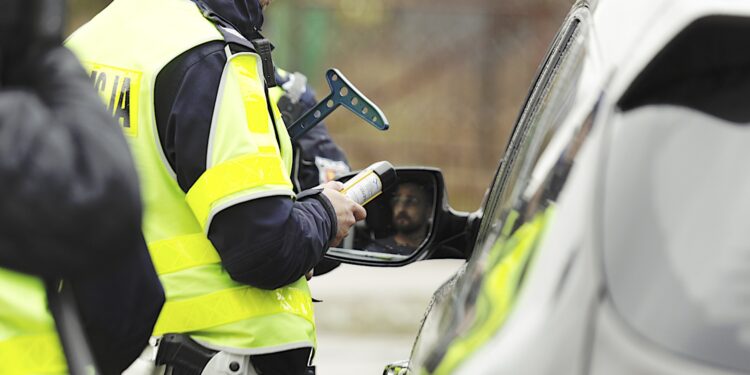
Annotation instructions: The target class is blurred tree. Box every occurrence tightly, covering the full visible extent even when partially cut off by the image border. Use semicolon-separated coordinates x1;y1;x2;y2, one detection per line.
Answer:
266;0;569;211
67;0;111;35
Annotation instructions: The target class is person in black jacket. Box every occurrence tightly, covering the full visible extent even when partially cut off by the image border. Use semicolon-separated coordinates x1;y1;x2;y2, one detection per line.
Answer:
0;35;164;375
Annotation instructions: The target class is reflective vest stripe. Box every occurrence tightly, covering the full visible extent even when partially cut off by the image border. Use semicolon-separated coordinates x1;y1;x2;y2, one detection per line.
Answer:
153;282;314;336
185;153;293;231
149;234;221;275
0;333;67;374
231;55;275;136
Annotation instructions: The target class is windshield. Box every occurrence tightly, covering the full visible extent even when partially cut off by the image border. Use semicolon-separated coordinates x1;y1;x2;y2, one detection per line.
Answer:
603;105;750;372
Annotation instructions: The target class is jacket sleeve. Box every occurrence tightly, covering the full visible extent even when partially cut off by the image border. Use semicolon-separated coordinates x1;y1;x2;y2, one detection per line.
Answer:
155;42;337;290
0;47;144;278
209;191;336;290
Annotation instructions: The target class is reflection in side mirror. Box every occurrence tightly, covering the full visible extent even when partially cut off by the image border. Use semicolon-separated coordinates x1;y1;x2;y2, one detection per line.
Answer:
326;167;475;267
326;169;438;265
361;178;435;255
347;170;436;257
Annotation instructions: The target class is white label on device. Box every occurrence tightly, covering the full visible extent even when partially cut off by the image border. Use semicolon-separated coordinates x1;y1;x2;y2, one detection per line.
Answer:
342;170;383;205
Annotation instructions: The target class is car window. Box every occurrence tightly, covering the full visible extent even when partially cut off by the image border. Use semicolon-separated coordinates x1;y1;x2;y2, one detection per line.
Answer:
412;5;592;373
604;106;750;372
604;16;750;372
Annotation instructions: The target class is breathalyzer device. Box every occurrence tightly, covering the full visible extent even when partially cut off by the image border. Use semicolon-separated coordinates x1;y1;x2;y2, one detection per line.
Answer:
341;161;396;205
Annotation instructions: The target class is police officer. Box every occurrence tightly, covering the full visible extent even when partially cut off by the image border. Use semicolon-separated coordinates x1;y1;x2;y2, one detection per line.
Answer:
0;5;164;372
67;0;365;374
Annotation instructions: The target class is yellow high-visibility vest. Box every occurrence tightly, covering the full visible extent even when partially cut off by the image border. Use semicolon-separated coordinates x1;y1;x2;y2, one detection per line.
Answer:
0;268;67;374
67;0;315;353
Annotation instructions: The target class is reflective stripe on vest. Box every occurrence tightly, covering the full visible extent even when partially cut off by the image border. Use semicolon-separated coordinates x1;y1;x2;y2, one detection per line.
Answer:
67;0;314;352
153;283;314;336
0;268;66;374
149;234;314;336
186;153;291;232
0;333;67;375
149;234;220;275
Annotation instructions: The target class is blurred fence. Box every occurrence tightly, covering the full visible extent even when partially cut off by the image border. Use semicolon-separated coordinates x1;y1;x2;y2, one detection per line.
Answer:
265;0;570;210
69;0;571;211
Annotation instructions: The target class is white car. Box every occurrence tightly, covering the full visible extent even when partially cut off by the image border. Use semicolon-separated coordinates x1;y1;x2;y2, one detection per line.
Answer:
327;0;750;373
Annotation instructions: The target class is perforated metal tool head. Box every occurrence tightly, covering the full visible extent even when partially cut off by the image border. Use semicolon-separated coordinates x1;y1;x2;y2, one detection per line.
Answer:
286;68;389;141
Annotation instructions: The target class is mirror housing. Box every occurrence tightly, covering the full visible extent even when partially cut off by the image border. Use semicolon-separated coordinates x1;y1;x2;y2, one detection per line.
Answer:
324;167;480;267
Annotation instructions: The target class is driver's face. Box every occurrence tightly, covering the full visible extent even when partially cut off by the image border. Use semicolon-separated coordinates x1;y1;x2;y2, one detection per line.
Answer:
391;183;429;234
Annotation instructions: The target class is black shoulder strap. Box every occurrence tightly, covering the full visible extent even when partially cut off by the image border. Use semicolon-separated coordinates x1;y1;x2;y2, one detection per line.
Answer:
188;0;277;87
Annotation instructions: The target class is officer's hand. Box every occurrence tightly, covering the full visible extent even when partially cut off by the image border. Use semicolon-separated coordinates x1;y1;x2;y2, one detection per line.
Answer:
321;181;366;247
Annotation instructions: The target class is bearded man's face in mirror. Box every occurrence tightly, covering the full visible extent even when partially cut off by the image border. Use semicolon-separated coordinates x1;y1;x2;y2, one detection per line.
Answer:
390;183;430;246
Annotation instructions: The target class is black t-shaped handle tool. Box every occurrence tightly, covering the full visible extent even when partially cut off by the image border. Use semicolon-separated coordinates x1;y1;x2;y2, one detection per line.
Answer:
286;68;389;141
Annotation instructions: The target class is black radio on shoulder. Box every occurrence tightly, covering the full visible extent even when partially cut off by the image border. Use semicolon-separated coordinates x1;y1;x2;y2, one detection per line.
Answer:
0;0;65;85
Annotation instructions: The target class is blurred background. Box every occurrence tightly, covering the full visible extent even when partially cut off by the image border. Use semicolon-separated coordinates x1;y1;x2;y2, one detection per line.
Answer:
68;0;570;372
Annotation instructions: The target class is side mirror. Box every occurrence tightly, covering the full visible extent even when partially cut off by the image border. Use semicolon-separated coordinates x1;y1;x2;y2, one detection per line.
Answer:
325;167;479;267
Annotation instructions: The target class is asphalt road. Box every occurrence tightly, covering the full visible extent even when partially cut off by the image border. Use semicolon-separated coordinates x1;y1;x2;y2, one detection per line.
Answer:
308;259;465;374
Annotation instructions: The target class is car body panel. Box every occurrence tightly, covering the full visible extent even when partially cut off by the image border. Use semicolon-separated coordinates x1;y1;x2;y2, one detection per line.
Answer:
453;94;608;374
405;0;750;373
